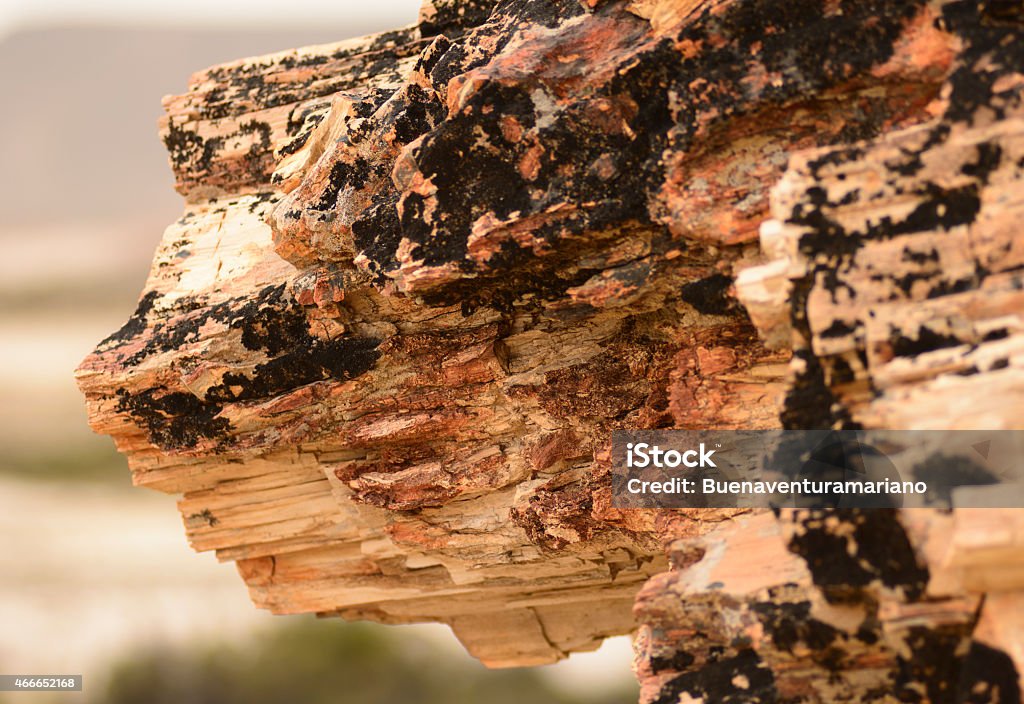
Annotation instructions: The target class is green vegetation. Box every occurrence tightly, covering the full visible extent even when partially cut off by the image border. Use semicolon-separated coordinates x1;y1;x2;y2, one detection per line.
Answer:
90;618;636;704
0;440;129;484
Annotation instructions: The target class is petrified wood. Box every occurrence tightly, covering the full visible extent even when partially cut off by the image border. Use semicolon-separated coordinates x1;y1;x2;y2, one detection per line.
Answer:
77;0;1024;698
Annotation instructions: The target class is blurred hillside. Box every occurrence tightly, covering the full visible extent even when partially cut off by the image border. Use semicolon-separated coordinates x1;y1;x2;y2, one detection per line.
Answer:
0;25;404;227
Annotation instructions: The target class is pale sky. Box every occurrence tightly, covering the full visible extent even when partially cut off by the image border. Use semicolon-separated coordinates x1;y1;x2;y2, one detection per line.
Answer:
0;0;421;37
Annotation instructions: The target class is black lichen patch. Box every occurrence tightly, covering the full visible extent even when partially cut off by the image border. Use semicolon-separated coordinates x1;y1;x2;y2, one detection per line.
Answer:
649;649;696;674
652;649;777;704
163;119;215;176
894;625;972;704
902;247;940;265
961;143;1004;181
118;285;378;372
204;335;381;404
680;274;739;315
751;600;845;669
189;509;220;527
112;285;380;449
387;82;548;267
940;1;1024;126
200;285;382;403
890;327;964;358
99;291;160;347
116;388;232;451
914;453;999;506
819;319;859;340
781;349;846;431
956;640;1022;704
786;509;929;602
792;183;983;265
419;0;498;37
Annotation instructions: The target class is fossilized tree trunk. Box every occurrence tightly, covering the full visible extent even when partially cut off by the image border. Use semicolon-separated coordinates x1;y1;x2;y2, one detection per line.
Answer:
78;0;1024;699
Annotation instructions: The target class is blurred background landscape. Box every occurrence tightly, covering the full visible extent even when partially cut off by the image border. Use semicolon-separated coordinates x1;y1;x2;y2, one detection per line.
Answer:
0;2;638;701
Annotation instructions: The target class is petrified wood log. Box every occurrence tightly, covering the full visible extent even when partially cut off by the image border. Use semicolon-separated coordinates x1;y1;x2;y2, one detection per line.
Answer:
637;2;1024;701
77;0;1024;697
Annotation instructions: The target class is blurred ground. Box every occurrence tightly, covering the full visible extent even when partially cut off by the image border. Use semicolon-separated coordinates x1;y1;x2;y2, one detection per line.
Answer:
0;17;639;704
0;476;637;703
